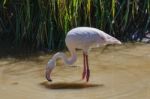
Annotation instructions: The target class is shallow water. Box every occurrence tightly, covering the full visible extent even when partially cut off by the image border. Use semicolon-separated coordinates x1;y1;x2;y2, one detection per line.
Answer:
0;43;150;99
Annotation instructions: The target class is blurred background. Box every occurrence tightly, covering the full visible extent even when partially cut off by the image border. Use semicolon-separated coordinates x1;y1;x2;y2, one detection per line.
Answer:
0;0;150;54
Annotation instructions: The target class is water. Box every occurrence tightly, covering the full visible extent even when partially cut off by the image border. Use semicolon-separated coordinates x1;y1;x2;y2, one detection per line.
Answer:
0;43;150;99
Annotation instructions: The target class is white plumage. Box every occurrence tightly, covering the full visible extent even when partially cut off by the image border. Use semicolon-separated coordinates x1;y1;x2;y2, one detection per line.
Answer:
45;27;121;82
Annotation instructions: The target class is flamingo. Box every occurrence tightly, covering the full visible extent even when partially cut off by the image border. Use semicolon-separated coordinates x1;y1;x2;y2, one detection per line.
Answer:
45;27;121;82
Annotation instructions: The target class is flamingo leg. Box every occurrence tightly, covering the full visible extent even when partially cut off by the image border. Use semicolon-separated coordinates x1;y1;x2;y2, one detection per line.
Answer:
82;52;87;80
85;54;90;82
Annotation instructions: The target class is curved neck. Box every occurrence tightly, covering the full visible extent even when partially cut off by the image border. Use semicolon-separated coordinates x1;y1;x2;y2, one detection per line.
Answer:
52;52;77;65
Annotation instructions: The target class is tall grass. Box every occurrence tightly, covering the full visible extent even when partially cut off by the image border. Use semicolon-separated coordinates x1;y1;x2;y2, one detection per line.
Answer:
0;0;150;51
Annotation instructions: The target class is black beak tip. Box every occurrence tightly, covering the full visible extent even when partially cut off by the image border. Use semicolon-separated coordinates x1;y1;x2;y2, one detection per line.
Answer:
46;75;52;82
48;79;52;82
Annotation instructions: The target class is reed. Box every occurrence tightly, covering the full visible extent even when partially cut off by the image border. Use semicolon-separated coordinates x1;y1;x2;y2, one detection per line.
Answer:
0;0;149;51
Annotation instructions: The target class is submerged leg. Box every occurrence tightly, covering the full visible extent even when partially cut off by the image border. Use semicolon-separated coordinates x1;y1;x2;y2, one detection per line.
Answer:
82;52;87;80
85;54;90;82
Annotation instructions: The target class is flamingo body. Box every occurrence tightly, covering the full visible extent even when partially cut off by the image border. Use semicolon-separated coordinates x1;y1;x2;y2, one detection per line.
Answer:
65;27;121;53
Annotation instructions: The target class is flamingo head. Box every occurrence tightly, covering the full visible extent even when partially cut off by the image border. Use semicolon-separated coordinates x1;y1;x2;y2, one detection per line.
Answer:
45;59;55;82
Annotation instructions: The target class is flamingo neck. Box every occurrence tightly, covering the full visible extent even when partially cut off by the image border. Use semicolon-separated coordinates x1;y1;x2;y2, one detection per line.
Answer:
52;52;77;65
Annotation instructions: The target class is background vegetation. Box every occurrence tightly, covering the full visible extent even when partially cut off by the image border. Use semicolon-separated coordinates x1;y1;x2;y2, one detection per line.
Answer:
0;0;150;52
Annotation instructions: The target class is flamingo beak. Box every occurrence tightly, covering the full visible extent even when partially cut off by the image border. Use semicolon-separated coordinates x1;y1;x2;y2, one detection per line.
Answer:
45;69;52;82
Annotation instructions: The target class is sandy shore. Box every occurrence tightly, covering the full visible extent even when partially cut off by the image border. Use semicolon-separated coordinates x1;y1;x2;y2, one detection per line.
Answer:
0;43;150;99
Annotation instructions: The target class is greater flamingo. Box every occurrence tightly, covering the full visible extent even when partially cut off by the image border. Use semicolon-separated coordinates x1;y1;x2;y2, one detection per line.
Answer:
45;27;121;82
